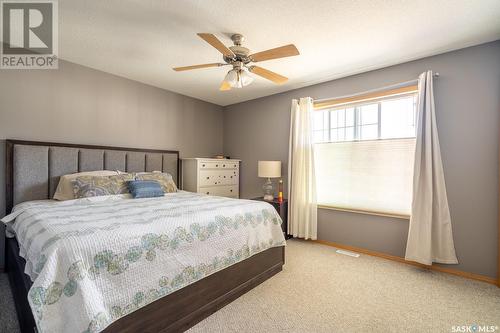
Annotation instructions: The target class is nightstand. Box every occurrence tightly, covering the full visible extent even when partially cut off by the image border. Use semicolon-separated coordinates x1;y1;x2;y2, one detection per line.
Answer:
252;197;291;239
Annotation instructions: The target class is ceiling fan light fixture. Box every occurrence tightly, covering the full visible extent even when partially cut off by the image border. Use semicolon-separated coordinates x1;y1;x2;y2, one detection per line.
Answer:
224;69;239;88
240;68;254;86
220;81;231;91
224;68;253;89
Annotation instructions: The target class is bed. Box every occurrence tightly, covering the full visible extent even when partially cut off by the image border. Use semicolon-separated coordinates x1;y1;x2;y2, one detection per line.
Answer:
3;139;286;333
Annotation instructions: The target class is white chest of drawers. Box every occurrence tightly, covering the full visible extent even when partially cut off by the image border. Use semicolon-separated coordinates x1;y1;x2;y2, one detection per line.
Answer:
181;158;240;198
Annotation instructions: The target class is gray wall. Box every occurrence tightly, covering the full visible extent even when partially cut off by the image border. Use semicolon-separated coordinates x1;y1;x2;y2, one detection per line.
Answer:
0;60;224;269
223;41;500;279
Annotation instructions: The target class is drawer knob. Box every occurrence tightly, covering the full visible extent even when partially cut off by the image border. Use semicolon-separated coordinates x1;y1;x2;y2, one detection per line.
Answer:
202;164;206;167
216;164;219;167
223;164;226;167
230;189;233;192
206;176;209;179
206;192;210;194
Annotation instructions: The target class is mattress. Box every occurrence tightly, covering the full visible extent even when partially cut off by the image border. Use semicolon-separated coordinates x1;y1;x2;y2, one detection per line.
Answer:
2;191;286;333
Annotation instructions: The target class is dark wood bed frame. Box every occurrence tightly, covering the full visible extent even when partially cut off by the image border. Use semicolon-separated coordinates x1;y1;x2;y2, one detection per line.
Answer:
5;139;285;333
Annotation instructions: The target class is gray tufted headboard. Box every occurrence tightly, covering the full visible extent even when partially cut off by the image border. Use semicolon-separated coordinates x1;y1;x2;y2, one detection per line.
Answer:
5;139;180;213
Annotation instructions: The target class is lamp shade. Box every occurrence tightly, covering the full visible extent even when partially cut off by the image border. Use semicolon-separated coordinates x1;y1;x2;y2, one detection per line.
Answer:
258;161;281;178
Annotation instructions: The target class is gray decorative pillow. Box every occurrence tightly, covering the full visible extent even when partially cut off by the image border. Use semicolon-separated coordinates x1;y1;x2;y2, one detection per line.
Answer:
134;172;178;193
72;174;134;198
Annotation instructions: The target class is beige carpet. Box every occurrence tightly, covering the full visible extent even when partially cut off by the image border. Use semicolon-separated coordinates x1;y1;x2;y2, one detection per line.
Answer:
188;239;500;333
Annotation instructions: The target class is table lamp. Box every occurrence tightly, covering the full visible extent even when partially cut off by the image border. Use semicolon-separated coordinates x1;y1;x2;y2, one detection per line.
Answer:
258;161;281;201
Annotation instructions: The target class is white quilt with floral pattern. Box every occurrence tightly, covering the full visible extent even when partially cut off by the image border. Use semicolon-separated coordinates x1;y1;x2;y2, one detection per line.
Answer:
2;191;286;333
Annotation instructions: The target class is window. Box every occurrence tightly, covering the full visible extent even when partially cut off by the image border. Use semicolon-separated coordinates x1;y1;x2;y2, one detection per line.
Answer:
313;88;417;216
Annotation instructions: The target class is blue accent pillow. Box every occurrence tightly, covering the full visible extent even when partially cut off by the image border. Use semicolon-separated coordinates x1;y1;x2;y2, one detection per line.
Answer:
127;180;165;199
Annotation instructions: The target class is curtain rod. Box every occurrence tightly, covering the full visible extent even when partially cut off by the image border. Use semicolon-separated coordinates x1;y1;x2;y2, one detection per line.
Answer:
314;72;440;104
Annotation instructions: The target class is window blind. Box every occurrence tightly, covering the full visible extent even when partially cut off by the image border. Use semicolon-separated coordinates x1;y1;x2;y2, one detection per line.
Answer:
314;138;415;215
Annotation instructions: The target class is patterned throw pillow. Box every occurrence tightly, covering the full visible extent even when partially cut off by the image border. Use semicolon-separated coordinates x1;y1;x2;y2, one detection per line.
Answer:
72;174;134;198
53;170;119;201
134;172;177;193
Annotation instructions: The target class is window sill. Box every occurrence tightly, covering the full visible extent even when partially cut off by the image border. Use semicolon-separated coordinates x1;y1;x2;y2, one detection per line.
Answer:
317;204;410;220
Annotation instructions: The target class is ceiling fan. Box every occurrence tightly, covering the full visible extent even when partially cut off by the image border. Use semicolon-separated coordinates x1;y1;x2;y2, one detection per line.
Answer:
173;33;299;91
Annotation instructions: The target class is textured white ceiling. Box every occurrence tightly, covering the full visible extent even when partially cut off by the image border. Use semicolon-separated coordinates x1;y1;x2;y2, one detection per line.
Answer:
54;0;500;106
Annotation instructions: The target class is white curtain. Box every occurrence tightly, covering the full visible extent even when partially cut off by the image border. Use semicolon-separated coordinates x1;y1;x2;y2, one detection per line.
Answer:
288;97;317;240
405;71;458;265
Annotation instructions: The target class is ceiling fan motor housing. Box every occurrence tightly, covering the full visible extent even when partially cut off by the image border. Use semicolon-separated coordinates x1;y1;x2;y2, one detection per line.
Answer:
229;45;250;57
224;34;252;65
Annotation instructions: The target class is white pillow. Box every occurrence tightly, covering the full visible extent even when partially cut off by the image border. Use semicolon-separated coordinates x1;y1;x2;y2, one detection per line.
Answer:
53;170;120;201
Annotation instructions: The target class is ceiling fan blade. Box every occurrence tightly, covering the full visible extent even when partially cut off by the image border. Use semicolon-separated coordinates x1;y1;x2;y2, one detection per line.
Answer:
197;33;235;57
220;81;231;91
173;63;224;71
250;44;299;62
249;66;288;84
